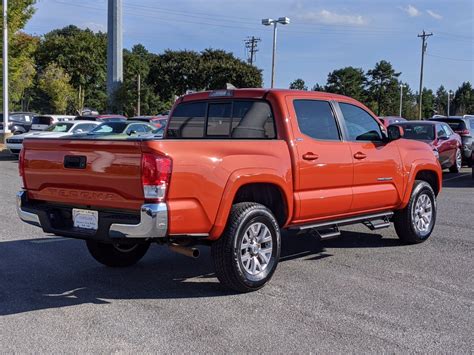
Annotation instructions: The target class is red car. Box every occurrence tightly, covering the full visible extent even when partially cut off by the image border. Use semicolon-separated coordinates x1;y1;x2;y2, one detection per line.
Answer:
130;115;168;129
393;121;462;172
379;116;407;128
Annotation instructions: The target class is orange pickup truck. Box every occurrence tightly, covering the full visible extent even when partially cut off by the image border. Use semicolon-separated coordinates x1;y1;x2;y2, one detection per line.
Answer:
17;89;442;292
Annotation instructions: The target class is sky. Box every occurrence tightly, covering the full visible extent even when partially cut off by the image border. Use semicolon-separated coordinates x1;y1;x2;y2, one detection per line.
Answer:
25;0;474;92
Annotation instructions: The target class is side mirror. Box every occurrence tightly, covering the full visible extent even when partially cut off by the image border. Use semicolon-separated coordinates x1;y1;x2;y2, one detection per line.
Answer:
387;125;404;141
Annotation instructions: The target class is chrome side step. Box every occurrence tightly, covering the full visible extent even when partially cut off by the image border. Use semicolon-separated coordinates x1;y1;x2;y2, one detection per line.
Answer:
290;212;394;235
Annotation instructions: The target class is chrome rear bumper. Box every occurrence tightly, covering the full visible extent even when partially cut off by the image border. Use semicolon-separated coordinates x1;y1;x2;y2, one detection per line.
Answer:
16;190;168;239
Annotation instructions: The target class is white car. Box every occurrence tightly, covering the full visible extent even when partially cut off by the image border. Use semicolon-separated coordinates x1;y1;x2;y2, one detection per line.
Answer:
6;121;100;155
30;115;76;131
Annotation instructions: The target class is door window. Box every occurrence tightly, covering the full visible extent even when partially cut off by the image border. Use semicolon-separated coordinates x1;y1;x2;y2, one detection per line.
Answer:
293;100;340;140
339;103;383;141
437;124;447;139
442;124;454;137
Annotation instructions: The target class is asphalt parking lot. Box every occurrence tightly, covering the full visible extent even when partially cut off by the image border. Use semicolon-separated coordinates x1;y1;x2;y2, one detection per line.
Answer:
0;156;473;352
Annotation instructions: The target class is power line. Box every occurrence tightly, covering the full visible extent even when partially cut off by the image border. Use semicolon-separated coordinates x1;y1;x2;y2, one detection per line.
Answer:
244;36;260;65
426;53;474;62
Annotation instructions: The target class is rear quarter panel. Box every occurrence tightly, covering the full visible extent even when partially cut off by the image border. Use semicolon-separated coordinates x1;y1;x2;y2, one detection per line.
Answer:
142;140;293;237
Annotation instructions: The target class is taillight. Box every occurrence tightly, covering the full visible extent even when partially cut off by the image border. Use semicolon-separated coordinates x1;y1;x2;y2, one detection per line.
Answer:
141;153;172;202
455;129;470;136
19;149;27;187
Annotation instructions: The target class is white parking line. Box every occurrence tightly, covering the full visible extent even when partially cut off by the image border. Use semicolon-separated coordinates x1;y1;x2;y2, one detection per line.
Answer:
29;237;68;244
443;173;471;182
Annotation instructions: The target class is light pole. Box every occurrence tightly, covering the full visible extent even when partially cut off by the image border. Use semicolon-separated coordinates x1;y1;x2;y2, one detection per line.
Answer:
447;90;453;117
2;0;10;143
262;17;290;88
399;83;406;117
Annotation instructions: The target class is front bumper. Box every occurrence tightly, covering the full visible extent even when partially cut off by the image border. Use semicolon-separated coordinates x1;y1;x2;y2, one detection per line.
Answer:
16;191;168;241
6;142;22;154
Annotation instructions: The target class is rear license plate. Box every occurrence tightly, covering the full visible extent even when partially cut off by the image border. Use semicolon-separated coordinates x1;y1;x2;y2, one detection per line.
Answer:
73;209;98;230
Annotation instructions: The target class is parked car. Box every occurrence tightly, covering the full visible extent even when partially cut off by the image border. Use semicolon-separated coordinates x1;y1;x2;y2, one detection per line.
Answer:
86;121;158;137
379;116;407;128
130;115;168;129
392;121;462;172
429;115;474;165
30;115;76;131
0;112;37;134
74;114;127;122
6;121;100;155
17;88;442;293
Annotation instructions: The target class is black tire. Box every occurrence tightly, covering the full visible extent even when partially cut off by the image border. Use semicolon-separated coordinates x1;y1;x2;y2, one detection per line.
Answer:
211;202;281;293
86;240;150;267
393;180;437;244
449;148;462;173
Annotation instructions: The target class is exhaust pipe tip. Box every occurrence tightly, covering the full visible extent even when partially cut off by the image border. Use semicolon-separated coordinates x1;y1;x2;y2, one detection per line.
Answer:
169;244;200;259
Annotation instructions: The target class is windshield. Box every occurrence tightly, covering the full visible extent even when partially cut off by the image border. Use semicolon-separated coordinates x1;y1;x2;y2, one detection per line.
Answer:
90;122;128;134
397;124;435;141
45;123;74;132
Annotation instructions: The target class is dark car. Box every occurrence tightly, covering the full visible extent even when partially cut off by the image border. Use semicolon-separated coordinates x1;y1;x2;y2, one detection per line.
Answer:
379;116;407;128
429;115;474;165
393;121;462;172
74;114;127;122
129;115;168;129
0;112;37;134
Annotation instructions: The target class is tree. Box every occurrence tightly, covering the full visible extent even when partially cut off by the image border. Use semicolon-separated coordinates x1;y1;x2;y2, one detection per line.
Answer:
452;82;474;115
115;44;170;116
311;83;325;92
148;49;262;101
38;63;74;114
325;67;366;102
0;0;37;109
366;60;401;116
289;78;308;91
434;85;448;116
35;25;108;112
420;88;435;119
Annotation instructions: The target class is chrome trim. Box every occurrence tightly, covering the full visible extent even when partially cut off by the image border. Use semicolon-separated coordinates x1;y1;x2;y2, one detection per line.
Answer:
377;177;393;181
109;203;168;239
16;191;41;227
291;212;394;231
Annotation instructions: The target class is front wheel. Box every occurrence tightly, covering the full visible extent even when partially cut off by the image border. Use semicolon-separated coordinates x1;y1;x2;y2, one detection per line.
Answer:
449;148;462;173
86;240;150;267
393;180;437;244
211;202;281;293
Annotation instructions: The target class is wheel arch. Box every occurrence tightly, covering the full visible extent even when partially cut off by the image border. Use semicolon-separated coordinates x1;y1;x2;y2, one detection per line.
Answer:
400;161;442;209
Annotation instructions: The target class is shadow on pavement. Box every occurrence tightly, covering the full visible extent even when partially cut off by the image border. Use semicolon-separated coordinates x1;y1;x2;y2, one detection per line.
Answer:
0;229;403;316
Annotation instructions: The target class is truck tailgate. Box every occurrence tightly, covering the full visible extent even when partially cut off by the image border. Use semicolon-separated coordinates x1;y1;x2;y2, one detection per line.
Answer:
22;138;144;211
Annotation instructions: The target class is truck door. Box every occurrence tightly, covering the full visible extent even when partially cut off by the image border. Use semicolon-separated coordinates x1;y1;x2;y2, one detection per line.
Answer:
337;102;404;212
287;98;353;222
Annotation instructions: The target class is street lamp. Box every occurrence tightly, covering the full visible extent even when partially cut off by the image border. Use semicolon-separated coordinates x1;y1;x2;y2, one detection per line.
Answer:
262;17;290;88
447;90;453;117
399;83;406;117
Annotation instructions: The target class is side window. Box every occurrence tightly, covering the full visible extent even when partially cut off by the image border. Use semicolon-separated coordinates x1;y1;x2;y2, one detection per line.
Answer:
293;100;340;140
442;124;453;137
437;124;447;138
206;103;232;136
339;103;383;141
470;119;474;130
167;102;206;138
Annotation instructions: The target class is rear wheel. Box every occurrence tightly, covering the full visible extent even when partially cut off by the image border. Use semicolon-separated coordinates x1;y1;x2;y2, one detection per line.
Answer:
393;180;436;244
449;148;462;173
86;240;150;267
211;202;281;293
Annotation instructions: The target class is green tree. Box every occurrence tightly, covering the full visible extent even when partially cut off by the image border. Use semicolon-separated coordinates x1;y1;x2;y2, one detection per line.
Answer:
453;82;474;115
35;25;108;112
38;63;74;114
325;67;366;102
149;49;262;101
0;0;37;109
366;60;401;116
311;83;325;91
289;78;308;90
434;85;448;116
420;88;435;119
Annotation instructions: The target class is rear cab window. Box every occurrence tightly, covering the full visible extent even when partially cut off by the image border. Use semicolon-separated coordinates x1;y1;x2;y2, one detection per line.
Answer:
166;100;276;139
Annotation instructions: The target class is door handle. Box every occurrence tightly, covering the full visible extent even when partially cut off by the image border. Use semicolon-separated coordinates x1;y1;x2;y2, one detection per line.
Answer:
353;152;367;160
302;152;319;161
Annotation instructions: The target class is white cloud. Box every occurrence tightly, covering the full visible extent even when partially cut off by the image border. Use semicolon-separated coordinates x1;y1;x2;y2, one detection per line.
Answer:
401;5;421;17
426;10;443;20
298;9;367;26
